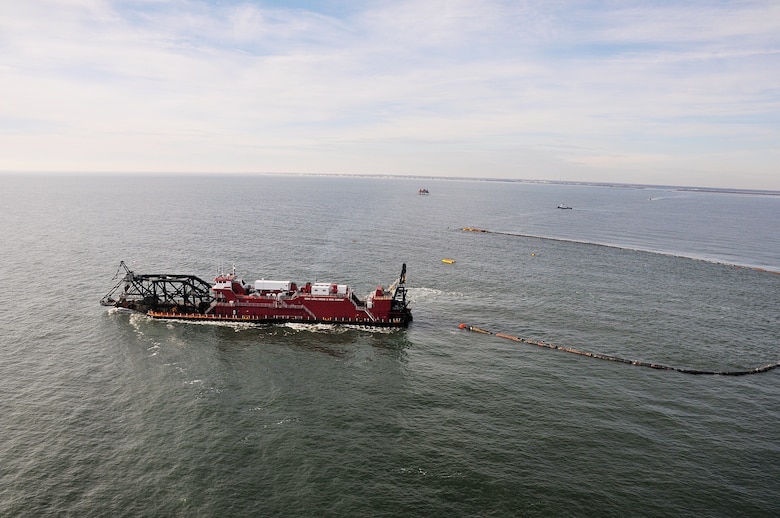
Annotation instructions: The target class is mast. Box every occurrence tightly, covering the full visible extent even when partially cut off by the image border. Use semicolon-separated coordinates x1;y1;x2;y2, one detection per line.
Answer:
391;263;408;309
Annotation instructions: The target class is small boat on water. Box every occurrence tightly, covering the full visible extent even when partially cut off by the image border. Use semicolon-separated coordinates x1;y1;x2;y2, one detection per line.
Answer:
441;258;456;264
557;203;572;209
418;188;429;195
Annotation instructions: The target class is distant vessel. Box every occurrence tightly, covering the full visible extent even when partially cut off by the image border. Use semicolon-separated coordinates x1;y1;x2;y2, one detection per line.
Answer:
101;261;412;327
418;188;429;195
441;258;456;264
557;203;572;209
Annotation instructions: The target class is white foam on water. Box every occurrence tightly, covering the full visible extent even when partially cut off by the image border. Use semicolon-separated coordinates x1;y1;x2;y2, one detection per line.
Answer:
407;286;465;304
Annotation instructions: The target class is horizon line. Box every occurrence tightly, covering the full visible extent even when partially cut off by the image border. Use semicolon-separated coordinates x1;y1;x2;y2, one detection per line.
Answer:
1;170;778;196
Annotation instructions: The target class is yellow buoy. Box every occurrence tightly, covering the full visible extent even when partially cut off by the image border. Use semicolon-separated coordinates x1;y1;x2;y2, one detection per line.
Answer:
441;258;456;264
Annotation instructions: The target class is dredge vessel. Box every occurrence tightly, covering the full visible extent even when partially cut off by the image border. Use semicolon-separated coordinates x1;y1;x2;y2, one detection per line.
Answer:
101;262;412;327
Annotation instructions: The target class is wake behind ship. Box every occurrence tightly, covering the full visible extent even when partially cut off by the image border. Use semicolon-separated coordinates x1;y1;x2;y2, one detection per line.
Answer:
101;262;412;327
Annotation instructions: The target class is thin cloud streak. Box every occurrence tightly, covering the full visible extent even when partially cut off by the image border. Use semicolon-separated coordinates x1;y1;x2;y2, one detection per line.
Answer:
1;0;779;189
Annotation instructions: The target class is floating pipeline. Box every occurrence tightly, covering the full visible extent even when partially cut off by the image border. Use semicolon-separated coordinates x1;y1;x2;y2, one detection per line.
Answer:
458;324;780;376
460;227;780;275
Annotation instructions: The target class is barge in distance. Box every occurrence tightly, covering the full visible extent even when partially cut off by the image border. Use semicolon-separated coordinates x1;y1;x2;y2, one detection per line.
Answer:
101;262;412;327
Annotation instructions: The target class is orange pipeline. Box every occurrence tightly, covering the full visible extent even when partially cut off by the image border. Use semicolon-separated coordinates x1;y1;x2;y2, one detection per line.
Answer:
458;323;780;376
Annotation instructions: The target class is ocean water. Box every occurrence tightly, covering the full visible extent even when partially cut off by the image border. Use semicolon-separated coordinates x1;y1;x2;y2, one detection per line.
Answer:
0;174;778;517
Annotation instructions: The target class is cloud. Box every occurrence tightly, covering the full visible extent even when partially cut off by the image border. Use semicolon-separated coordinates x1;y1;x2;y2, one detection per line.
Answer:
1;0;779;188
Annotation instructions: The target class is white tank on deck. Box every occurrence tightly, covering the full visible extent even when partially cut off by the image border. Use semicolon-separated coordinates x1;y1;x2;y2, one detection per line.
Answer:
311;283;349;296
254;279;292;292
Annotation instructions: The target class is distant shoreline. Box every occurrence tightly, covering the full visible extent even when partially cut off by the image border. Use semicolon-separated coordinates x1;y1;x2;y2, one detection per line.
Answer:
321;174;780;196
395;176;780;196
2;170;778;196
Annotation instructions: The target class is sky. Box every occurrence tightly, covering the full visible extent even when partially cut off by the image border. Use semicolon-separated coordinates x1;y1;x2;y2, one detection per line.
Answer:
1;0;779;190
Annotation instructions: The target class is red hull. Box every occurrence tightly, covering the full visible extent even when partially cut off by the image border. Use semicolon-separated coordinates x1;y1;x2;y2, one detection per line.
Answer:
148;292;409;326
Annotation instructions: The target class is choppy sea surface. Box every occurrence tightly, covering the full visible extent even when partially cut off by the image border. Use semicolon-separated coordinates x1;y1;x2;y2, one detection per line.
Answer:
0;174;778;517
